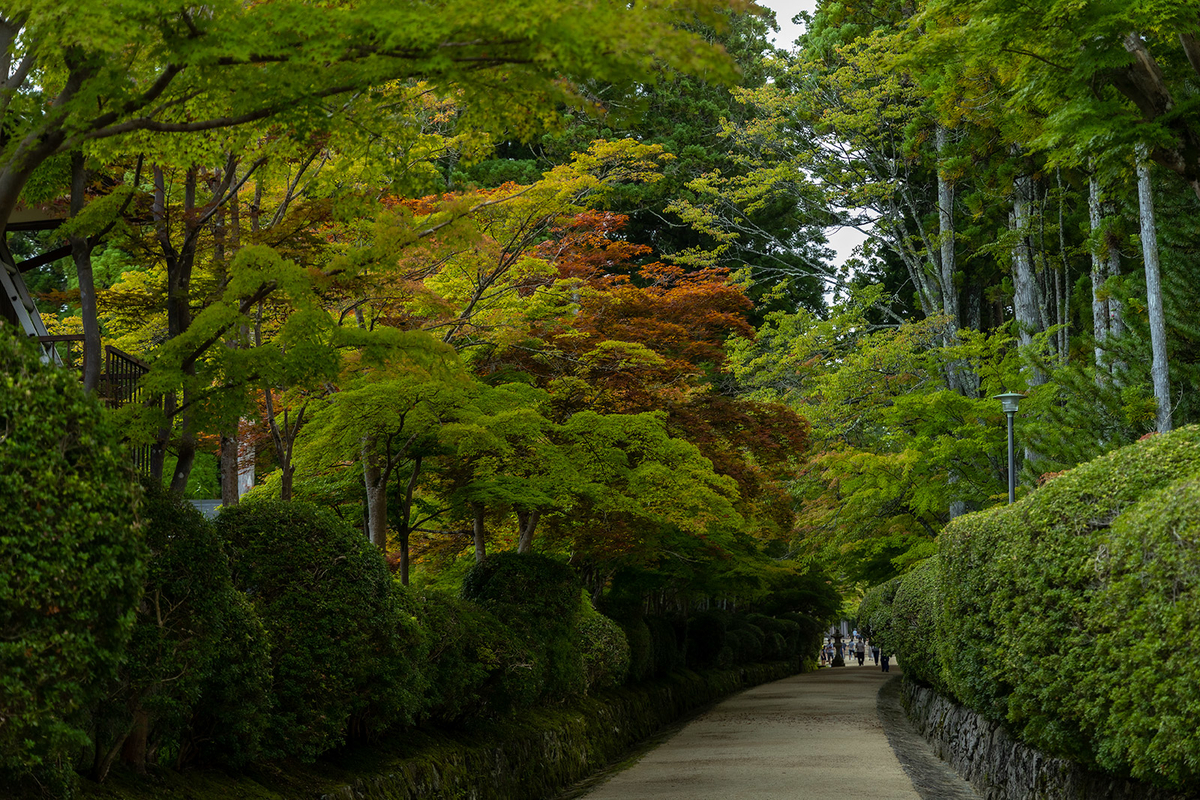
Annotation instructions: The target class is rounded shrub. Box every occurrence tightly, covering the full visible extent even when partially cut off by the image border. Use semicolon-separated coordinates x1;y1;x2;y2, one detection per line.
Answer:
461;552;585;704
91;485;271;778
618;617;654;683
0;329;143;793
577;599;631;692
888;557;941;688
645;615;684;676
728;622;765;664
216;500;424;760
416;590;536;723
1085;476;1200;788
856;577;900;658
779;611;825;661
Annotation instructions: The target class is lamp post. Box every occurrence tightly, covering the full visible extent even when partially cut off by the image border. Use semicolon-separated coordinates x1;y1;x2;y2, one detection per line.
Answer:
993;392;1024;504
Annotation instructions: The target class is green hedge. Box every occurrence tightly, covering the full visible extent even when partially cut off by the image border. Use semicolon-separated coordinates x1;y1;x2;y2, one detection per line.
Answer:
91;485;270;778
461;552;587;705
0;330;143;795
863;427;1200;792
217;500;425;761
855;578;901;659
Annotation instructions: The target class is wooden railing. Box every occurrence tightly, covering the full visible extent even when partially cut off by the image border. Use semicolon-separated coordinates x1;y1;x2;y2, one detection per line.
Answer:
38;335;157;475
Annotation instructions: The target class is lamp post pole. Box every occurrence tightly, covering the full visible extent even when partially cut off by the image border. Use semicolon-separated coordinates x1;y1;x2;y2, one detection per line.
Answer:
993;392;1024;504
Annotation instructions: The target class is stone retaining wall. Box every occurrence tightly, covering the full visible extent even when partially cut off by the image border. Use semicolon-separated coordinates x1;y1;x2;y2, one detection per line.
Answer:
901;681;1195;800
321;661;800;800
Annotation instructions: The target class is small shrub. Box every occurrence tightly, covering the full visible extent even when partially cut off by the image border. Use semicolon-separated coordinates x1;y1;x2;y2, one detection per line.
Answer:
90;485;270;778
577;598;631;692
416;590;539;723
461;552;586;704
856;578;901;659
645;616;684;676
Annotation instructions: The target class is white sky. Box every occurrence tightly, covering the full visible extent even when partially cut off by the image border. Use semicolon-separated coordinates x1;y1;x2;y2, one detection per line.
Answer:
756;0;869;267
762;0;817;50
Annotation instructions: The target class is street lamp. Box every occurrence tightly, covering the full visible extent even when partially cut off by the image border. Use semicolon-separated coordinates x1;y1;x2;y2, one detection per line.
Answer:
992;392;1025;504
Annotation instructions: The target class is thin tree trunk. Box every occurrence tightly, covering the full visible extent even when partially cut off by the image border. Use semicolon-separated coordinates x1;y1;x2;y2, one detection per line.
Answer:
363;437;389;549
473;504;486;563
937;125;978;401
1011;155;1045;388
69;152;103;394
1088;172;1110;376
1137;144;1172;432
396;455;421;585
516;509;541;553
167;167;199;494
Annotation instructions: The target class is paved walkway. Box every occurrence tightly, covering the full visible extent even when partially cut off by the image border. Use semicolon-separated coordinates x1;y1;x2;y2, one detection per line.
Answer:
578;661;979;800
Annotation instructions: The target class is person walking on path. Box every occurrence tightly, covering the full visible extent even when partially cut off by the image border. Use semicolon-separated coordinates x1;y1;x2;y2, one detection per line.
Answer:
882;654;890;673
871;644;879;665
856;640;866;666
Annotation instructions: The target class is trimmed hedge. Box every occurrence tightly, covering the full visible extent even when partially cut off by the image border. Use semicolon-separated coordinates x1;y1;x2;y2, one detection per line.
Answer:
0;330;143;795
91;485;270;778
217;500;426;760
862;427;1200;793
461;552;586;705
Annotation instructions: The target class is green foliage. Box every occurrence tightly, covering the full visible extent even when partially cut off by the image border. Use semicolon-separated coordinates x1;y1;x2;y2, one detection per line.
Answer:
460;552;586;704
0;329;143;791
855;578;902;662
415;590;536;724
684;610;728;670
860;427;1200;791
645;616;686;677
1089;477;1200;785
92;484;270;774
577;596;631;692
886;558;941;688
216;500;425;760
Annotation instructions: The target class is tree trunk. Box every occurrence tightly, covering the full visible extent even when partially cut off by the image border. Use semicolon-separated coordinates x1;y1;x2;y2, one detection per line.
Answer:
363;437;389;549
220;434;240;506
1088;171;1110;376
1137;144;1172;433
516;509;541;553
936;126;959;329
936;125;978;399
1011;156;1046;388
396;455;421;585
473;504;486;563
69;152;103;394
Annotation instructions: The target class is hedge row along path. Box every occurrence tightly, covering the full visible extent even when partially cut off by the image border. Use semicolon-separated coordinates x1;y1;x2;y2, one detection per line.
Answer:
578;662;979;800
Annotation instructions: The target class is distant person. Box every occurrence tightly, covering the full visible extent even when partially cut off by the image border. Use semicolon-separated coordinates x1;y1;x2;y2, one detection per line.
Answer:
871;644;879;664
881;654;890;673
856;640;865;666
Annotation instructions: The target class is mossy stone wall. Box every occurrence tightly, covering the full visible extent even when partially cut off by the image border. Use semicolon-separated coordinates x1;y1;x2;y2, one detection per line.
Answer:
321;662;798;800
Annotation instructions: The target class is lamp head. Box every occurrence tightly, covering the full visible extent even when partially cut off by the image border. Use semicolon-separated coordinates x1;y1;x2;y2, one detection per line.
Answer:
992;391;1025;414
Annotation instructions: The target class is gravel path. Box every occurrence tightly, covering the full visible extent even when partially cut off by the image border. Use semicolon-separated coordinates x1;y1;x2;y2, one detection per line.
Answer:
577;662;980;800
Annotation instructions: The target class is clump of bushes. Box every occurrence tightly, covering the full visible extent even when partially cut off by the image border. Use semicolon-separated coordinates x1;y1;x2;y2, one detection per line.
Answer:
461;551;587;705
0;330;143;795
90;485;270;780
217;499;426;760
860;427;1200;793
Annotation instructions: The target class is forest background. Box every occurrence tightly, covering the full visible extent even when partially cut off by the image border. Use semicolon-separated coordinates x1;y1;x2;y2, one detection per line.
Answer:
8;0;1200;600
